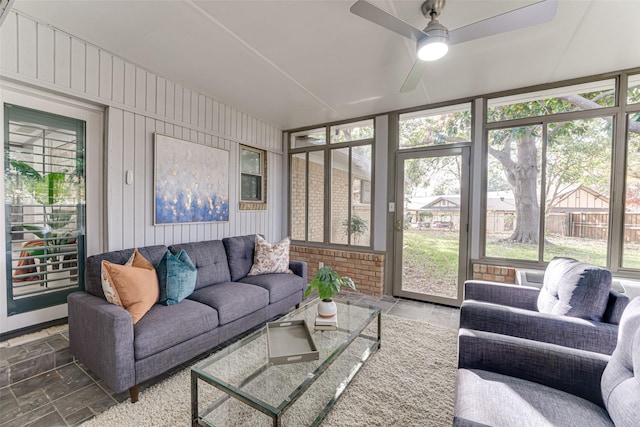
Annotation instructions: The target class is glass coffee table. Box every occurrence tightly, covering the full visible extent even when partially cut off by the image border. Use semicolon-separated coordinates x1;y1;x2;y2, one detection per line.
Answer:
191;298;381;426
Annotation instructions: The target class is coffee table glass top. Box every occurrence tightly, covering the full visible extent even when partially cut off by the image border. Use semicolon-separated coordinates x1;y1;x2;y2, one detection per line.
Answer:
192;298;380;419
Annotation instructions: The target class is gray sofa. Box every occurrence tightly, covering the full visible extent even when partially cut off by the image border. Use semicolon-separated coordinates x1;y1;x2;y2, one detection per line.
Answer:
454;297;640;426
461;258;630;354
67;234;307;402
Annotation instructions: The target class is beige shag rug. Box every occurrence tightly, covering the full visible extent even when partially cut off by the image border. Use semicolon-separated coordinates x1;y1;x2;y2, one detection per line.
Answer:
82;315;457;427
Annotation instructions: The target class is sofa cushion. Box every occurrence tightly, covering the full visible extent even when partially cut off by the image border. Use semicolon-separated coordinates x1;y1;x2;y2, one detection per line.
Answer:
156;249;197;305
248;235;293;276
537;257;611;321
187;282;269;325
601;297;640;426
85;245;168;299
133;299;219;360
238;273;304;304
100;250;159;324
169;241;231;289
222;234;257;281
454;369;613;427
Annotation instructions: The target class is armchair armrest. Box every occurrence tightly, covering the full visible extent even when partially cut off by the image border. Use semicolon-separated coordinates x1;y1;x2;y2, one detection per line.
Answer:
67;292;135;393
458;328;609;407
460;300;619;354
464;280;540;310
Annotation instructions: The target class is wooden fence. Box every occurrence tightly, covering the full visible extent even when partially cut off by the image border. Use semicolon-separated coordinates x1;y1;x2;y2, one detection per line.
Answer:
546;212;640;242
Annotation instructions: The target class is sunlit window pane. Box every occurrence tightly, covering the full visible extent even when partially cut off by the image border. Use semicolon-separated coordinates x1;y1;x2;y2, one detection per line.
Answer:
290;128;326;149
330;148;349;245
330;119;374;144
399;103;471;149
350;145;372;246
623;113;640;268
485;125;542;260
628;74;640;105
290;153;306;240
488;79;616;122
543;117;612;266
308;151;324;242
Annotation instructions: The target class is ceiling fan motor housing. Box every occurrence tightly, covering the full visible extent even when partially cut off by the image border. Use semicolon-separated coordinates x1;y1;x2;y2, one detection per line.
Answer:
421;0;446;18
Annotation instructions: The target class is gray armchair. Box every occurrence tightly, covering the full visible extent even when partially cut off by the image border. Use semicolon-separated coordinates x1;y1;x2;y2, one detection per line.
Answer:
454;297;640;426
461;258;630;354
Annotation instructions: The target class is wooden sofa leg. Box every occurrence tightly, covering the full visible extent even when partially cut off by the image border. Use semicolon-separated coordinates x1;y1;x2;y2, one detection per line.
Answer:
129;384;140;403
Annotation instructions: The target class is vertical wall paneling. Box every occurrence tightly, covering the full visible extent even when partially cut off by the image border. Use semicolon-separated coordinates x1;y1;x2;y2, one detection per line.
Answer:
85;44;99;96
107;108;124;249
123;62;135;107
36;24;54;83
165;80;174;119
17;15;37;77
211;99;219;133
174;84;183;122
122;111;135;248
53;31;71;87
146;72;156;114
1;13;18;72
134;114;146;247
2;10;285;256
112;56;125;104
184;88;192;126
134;66;145;110
155;77;165;116
190;91;198;126
150;120;162;246
98;50;112;99
70;38;85;92
198;94;205;128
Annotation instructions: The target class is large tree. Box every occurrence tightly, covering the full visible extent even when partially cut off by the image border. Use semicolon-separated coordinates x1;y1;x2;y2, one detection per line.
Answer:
401;88;640;245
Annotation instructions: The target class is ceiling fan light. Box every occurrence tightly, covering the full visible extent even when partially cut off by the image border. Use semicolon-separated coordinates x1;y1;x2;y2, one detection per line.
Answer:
417;37;449;61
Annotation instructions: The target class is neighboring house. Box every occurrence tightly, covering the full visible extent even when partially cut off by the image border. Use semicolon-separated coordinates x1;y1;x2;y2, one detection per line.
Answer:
406;185;615;237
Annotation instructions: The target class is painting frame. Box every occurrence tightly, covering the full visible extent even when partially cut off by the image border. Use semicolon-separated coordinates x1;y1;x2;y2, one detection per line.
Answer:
154;133;229;225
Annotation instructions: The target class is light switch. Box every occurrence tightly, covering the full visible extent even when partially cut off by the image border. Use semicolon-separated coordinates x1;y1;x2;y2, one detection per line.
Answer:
126;170;133;185
388;202;395;212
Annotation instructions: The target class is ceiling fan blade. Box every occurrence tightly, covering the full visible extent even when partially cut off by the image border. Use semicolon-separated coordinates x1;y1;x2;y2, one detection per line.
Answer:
400;60;428;93
449;0;559;45
350;0;426;41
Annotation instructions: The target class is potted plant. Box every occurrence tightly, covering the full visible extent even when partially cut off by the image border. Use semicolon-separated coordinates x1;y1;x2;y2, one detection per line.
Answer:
304;266;356;318
8;160;79;280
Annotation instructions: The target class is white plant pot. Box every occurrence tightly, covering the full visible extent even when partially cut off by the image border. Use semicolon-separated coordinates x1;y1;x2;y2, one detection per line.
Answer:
317;299;337;318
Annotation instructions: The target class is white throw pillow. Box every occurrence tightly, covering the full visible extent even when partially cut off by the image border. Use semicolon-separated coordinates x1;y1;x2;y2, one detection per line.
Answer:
248;235;294;276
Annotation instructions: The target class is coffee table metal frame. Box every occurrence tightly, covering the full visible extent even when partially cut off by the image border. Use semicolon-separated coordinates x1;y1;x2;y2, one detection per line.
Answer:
190;299;381;426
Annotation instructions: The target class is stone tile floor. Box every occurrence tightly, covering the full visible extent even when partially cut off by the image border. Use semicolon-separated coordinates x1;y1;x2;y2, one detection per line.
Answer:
0;294;459;426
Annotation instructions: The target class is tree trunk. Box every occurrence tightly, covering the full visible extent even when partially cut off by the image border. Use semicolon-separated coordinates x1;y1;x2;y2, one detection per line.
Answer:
506;134;539;243
489;132;540;244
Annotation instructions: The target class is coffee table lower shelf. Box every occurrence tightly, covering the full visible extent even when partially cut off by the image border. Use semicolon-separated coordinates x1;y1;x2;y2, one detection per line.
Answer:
191;302;381;427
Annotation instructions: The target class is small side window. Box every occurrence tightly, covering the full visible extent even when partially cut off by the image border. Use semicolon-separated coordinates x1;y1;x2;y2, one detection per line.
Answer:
239;145;267;210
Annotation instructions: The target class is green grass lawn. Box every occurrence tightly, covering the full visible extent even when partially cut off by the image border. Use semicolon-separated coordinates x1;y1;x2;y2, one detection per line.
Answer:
402;230;640;291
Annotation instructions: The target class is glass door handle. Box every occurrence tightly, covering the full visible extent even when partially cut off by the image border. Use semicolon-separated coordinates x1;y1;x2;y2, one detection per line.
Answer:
395;219;403;232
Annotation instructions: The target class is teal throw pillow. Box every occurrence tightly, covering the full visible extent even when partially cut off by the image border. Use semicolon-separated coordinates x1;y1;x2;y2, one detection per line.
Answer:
156;249;197;305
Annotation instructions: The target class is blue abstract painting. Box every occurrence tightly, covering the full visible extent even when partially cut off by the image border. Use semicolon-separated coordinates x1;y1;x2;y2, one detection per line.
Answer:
154;134;229;224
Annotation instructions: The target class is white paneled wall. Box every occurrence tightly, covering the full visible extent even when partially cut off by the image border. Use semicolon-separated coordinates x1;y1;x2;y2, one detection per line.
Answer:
1;10;284;252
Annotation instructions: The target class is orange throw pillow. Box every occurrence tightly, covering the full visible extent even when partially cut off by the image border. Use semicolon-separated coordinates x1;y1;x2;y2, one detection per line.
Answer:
101;249;159;324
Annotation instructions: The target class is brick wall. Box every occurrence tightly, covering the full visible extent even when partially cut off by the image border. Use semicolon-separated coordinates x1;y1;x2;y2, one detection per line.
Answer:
471;262;516;283
290;245;384;297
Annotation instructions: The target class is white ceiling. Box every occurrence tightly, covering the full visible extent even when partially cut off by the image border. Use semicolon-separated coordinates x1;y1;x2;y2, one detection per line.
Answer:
12;0;640;130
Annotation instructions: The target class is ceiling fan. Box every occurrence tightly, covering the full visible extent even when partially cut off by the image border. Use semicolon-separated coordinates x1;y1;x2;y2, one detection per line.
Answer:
350;0;559;92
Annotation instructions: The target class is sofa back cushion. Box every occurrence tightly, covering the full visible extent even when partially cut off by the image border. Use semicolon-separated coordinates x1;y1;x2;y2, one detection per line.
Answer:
537;257;611;321
601;297;640;425
85;245;167;299
169;240;230;289
222;234;258;281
